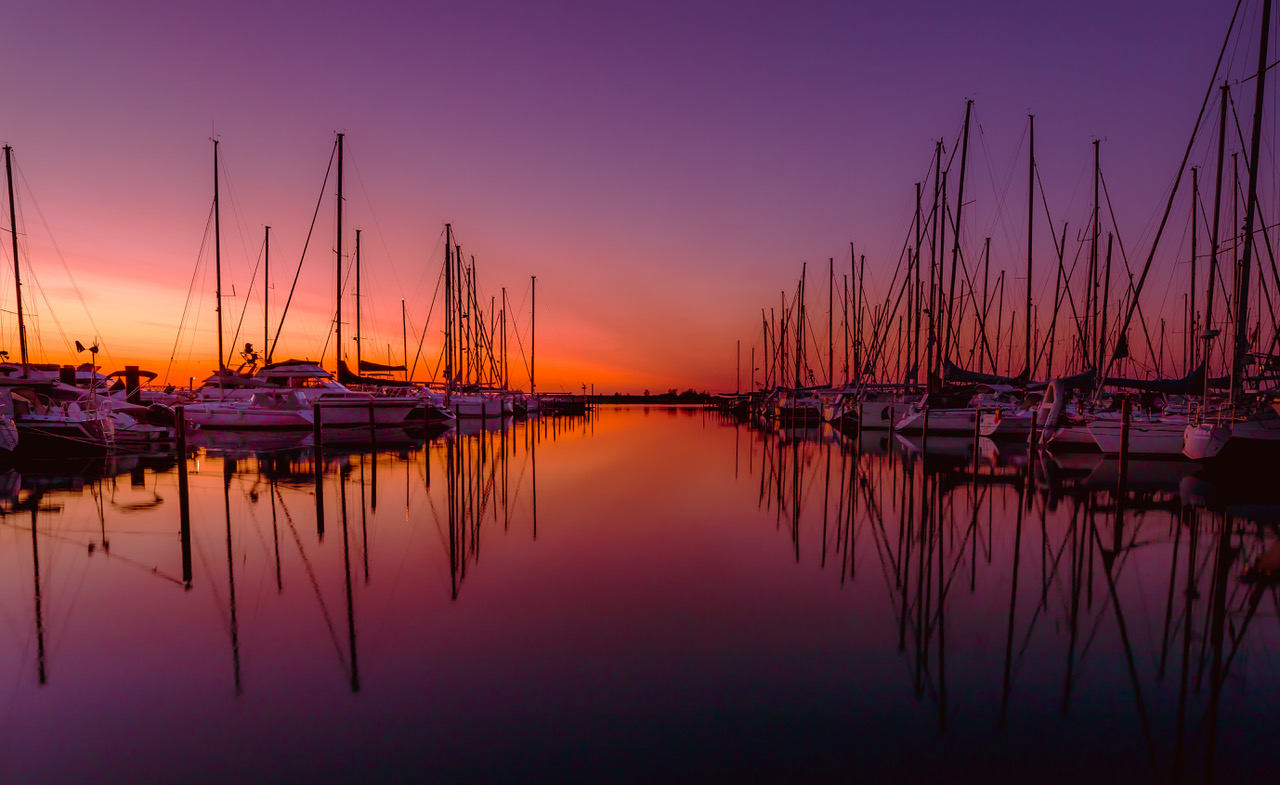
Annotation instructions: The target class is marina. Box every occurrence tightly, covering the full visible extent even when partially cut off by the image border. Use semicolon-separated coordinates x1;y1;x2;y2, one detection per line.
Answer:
5;1;1280;782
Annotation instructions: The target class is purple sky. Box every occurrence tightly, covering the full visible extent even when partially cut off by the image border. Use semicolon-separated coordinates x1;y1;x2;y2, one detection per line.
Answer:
0;1;1244;390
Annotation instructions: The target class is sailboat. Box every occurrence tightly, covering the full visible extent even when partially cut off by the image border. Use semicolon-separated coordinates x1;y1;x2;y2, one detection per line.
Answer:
1184;0;1280;463
0;145;114;457
182;141;314;432
253;133;418;429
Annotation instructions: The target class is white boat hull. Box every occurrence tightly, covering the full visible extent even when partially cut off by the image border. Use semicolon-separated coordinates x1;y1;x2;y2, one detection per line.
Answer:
1040;423;1100;451
313;399;418;427
894;407;977;435
185;404;313;431
858;401;900;430
1183;417;1280;461
1089;418;1188;457
451;395;515;418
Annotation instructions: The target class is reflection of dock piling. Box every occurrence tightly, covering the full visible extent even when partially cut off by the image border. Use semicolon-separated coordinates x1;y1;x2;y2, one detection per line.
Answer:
313;405;325;541
30;505;47;685
339;468;360;693
176;406;193;588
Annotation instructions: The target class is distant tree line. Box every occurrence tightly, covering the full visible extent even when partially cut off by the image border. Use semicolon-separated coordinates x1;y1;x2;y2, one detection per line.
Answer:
584;389;716;404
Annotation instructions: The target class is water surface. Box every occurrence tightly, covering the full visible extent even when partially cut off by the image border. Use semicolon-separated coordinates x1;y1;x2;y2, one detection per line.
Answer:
1;407;1276;783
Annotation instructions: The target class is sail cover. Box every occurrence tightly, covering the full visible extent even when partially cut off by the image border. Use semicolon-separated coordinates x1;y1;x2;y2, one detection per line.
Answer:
942;361;1030;388
338;360;416;388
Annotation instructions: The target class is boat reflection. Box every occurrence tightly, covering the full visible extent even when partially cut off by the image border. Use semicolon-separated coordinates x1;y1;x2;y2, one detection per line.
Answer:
0;408;1274;782
730;412;1280;783
0;417;541;700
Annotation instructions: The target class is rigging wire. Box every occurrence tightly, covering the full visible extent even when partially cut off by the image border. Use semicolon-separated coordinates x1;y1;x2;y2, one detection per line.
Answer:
268;139;337;363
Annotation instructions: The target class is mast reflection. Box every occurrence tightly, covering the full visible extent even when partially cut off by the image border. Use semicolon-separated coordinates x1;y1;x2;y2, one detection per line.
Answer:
727;410;1280;782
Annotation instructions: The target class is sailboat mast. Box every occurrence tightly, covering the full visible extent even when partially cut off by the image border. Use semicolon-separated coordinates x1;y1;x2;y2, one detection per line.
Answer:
530;275;536;398
827;257;833;387
843;275;850;385
1089;139;1100;371
264;225;270;364
1189;168;1198;370
1230;0;1273;402
943;99;973;371
795;266;805;393
858;254;866;378
335;132;344;375
214;139;225;374
401;299;408;383
850;244;858;384
927;142;941;392
502;287;508;389
444;224;453;395
458;245;467;384
1201;86;1229;396
1025;114;1034;377
355;228;362;374
3;145;29;368
1099;233;1113;374
761;310;769;391
913;181;922;383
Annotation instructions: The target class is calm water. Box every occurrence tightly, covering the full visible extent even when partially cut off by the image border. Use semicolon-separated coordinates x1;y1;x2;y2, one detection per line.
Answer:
1;406;1276;783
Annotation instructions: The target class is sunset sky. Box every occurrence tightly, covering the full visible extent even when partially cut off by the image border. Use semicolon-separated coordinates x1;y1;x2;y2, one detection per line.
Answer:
0;1;1248;392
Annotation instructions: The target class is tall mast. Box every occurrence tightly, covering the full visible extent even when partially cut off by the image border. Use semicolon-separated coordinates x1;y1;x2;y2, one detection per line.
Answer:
795;265;806;393
1047;223;1068;379
502;287;509;389
827;257;833;387
938;170;947;378
4;145;29;368
858;255;866;378
264;225;270;364
444;224;453;395
355;228;362;374
927;144;941;392
850;244;858;383
1089;138;1100;370
335;132;344;375
1099;233;1113;375
1203;84;1229;397
458;245;466;384
530;275;536;397
1232;0;1273;401
1190;167;1198;369
1025;114;1034;378
982;238;992;373
914;181;922;383
401;299;408;383
843;274;850;385
943;99;973;371
761;310;770;390
214;139;225;374
463;253;472;383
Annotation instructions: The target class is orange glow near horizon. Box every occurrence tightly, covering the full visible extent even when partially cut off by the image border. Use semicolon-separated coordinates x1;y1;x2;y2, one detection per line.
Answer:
0;3;1242;394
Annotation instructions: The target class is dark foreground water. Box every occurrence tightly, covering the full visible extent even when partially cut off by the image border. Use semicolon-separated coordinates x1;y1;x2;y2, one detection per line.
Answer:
1;406;1276;784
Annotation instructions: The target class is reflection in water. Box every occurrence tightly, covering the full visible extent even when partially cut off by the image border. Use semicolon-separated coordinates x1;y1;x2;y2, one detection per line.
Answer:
0;407;1275;783
727;409;1279;783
